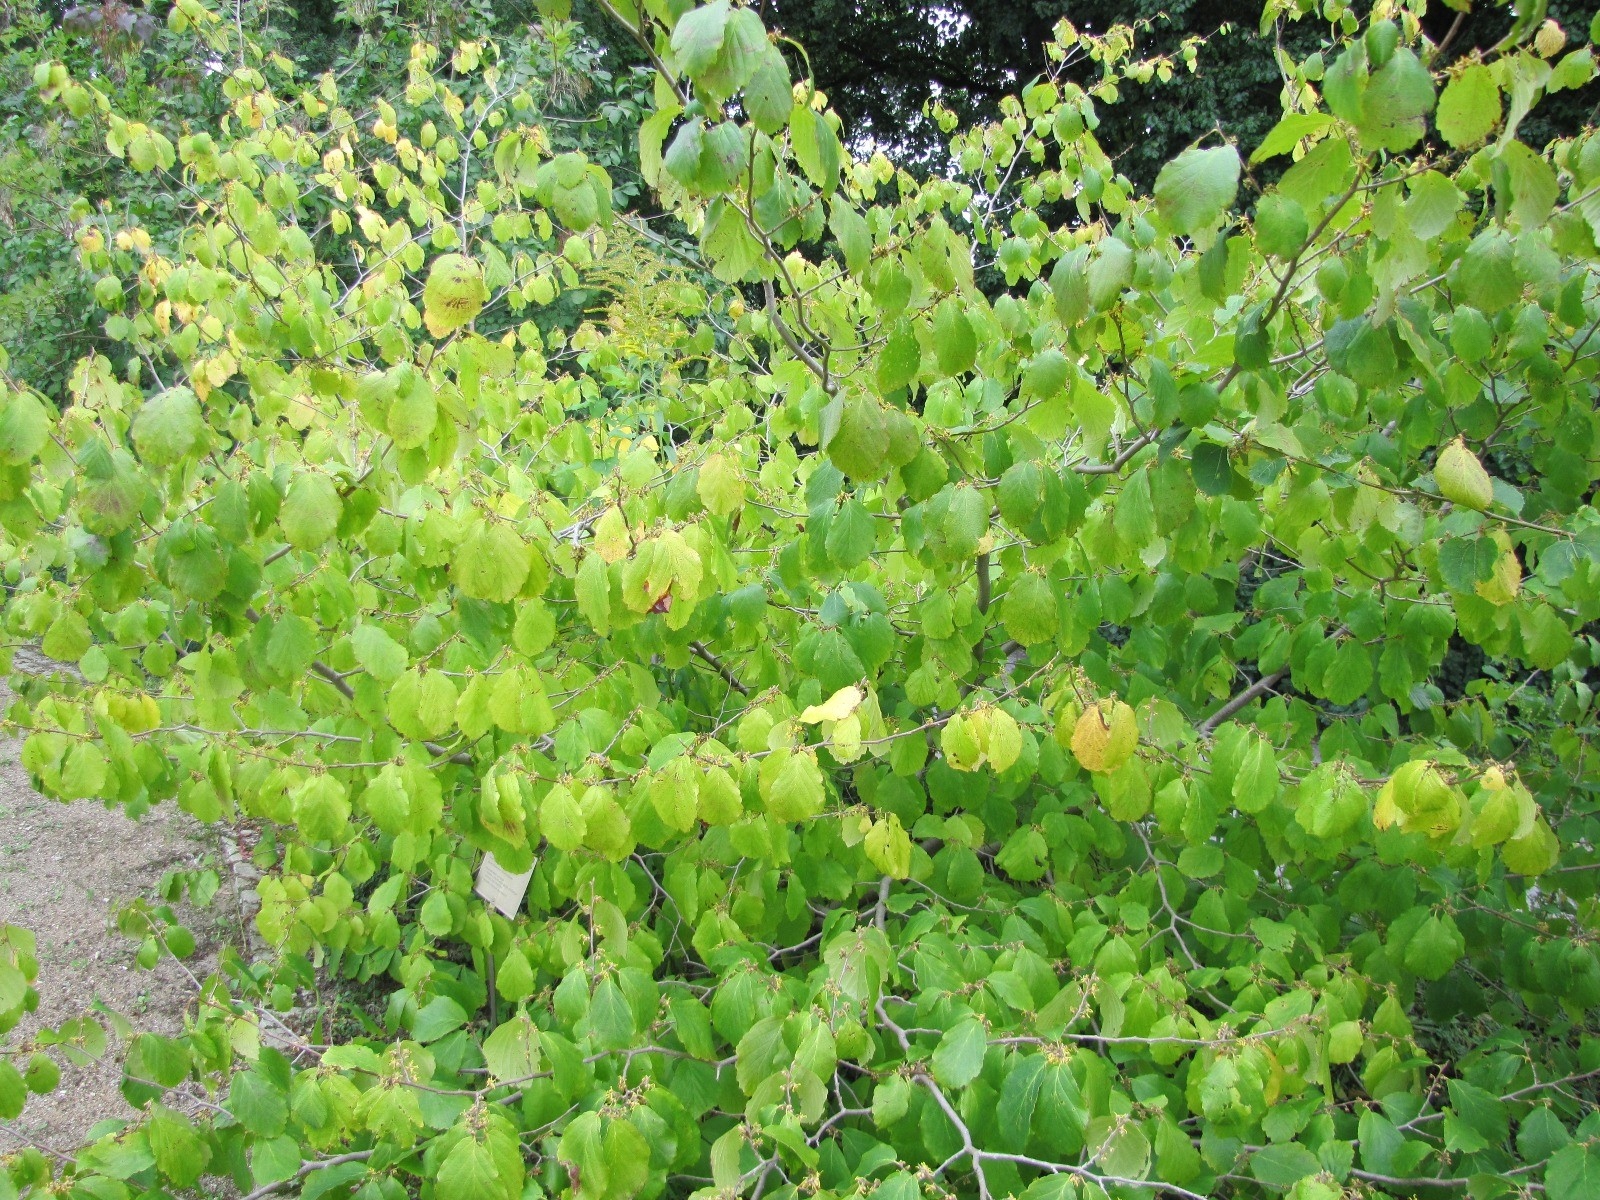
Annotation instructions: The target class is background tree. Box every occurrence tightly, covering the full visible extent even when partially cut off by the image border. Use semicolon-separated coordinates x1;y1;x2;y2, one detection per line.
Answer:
764;0;1600;182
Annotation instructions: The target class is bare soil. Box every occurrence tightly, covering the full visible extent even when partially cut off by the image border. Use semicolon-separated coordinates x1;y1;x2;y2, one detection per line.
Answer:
0;671;235;1152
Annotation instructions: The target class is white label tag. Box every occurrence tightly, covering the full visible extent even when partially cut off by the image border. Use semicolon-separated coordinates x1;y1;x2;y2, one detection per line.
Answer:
474;853;534;918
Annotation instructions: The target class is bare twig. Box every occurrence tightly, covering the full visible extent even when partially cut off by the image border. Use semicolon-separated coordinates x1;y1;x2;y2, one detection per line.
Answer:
1197;666;1289;736
689;642;749;695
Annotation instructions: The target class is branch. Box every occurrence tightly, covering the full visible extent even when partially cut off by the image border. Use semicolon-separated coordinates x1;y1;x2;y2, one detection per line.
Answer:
1072;429;1157;475
915;1073;993;1200
763;281;834;394
239;1150;374;1200
244;608;473;765
1197;666;1289;736
591;0;689;107
690;641;749;694
1348;1168;1473;1191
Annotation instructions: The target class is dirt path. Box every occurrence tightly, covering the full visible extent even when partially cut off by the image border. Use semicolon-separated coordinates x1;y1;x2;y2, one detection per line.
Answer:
0;672;230;1152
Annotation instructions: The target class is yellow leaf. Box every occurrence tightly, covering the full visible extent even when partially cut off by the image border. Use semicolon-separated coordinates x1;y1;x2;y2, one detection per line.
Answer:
594;506;630;564
801;685;863;724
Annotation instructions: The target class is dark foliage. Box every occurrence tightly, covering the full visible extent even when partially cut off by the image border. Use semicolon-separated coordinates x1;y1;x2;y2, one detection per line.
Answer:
764;0;1599;183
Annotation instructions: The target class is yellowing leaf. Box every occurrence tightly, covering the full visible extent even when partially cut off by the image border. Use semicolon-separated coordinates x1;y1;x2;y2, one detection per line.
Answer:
985;707;1023;774
1475;530;1521;605
454;521;534;603
864;813;911;879
1434;437;1494;510
1070;700;1137;773
422;253;488;337
697;452;746;517
801;685;863;724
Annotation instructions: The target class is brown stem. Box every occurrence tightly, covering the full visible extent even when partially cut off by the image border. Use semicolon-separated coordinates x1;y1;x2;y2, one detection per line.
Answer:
1197;666;1289;736
690;641;749;694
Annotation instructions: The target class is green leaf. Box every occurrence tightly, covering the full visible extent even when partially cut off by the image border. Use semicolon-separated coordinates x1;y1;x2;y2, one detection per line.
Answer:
1447;1079;1509;1145
77;443;148;536
454;522;533;603
59;741;108;800
671;0;731;77
1002;573;1058;647
1251;111;1335;162
227;1069;288;1137
40;610;90;662
700;7;768;97
1087;238;1134;309
744;48;793;133
131;1033;191;1088
827;497;876;569
0;1060;23;1121
1089;1117;1151;1179
249;1135;301;1188
877;321;921;394
1403;913;1465;980
386;372;437;449
1251;1142;1321;1186
863;813;911;879
388;669;459;740
1406;170;1463;238
760;750;825;821
541;784;587;851
1190;442;1233;496
419;890;454;936
1233;736;1278;813
265;612;317;680
873;1075;911;1126
1255;194;1308;258
1322;639;1373;705
302;1160;370;1200
131;387;203;466
1359;49;1435;151
588;977;636;1050
1454;227;1520;312
790;104;841;194
1155;1117;1203;1185
411;995;468;1042
281;472;341;551
830;198;872;277
352;625;408;684
483;1013;542;1082
147;1105;209;1188
736;1015;787;1093
0;388;50;465
933;298;977;377
1521;605;1575;669
1153;145;1241;235
996;1054;1046;1150
1439;536;1500;592
438;1132;513;1200
1437;64;1500;149
697;121;749;193
828;392;891;481
663;118;706;188
931;1016;987;1089
1499;140;1559;229
1545;1143;1600;1200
